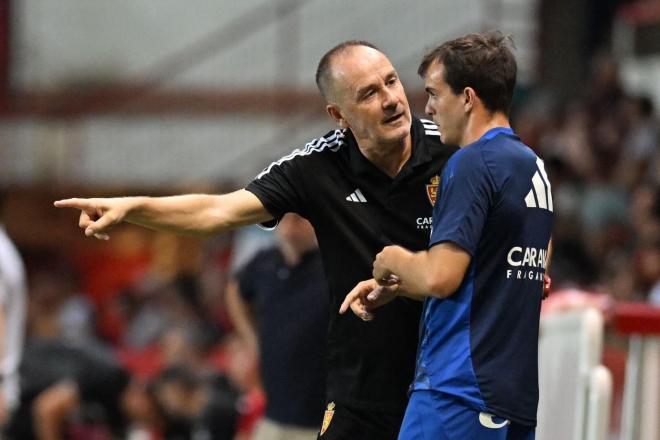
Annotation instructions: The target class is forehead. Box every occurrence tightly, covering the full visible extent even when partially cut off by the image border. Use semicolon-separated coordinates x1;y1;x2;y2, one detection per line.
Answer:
332;47;395;92
424;60;447;87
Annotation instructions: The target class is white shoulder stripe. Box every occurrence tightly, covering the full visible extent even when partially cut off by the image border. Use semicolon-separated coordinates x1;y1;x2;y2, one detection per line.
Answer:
535;158;553;211
420;118;440;136
256;129;346;179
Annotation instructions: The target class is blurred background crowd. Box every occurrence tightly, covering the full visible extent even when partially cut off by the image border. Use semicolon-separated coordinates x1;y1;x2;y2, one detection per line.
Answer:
0;0;658;438
516;52;659;304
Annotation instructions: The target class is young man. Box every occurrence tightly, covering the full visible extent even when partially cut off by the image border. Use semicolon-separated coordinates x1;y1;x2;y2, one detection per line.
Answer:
55;41;457;439
341;33;553;439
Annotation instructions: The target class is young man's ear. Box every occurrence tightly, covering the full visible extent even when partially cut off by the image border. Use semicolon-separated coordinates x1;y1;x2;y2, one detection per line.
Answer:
326;105;349;128
463;87;477;113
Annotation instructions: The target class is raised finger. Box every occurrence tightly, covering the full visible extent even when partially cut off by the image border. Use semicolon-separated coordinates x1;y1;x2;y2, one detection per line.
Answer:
54;198;95;211
339;289;359;314
340;278;377;314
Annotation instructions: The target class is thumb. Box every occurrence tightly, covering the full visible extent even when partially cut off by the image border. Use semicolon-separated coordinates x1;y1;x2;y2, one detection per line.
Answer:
367;286;386;301
367;284;398;301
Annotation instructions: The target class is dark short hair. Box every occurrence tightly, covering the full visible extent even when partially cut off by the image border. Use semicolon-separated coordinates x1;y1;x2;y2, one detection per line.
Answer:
418;31;517;115
315;40;381;101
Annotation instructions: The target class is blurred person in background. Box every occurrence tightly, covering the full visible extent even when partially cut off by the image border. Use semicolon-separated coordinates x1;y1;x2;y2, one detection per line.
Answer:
226;213;327;440
158;323;219;373
634;186;660;304
55;40;457;439
0;190;27;431
617;95;657;188
113;230;213;349
148;364;240;440
26;260;97;349
4;338;130;440
516;50;659;301
148;322;243;440
120;276;213;350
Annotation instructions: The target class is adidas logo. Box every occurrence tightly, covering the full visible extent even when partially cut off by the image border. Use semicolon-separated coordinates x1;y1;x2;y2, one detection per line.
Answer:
524;158;553;212
346;189;367;203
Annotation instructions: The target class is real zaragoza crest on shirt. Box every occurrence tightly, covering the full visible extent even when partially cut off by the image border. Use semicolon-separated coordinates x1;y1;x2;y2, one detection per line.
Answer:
320;401;335;436
426;175;440;206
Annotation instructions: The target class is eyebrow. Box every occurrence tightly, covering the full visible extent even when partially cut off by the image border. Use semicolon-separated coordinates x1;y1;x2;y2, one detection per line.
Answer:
355;70;398;98
356;83;376;99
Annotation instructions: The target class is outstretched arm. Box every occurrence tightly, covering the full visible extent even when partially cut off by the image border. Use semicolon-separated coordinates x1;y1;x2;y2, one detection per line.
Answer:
54;189;273;239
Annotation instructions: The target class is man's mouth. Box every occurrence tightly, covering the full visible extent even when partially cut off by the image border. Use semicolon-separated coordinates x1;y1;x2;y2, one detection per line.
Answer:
383;113;404;124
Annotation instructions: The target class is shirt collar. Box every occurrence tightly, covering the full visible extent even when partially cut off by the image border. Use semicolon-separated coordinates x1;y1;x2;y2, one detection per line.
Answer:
346;117;434;179
478;126;514;142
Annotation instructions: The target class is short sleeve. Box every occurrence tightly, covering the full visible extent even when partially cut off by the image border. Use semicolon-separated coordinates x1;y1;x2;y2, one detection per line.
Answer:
429;148;494;255
245;151;307;220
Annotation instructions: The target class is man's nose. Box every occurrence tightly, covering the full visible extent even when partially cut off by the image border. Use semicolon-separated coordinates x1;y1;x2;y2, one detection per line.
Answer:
382;88;398;109
424;98;434;116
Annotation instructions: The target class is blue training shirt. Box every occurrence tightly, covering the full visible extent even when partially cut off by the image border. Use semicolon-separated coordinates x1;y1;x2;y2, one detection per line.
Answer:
413;127;553;426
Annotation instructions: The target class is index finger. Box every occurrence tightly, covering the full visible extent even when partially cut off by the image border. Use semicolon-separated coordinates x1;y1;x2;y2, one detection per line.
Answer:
339;288;360;315
54;198;94;210
340;281;371;314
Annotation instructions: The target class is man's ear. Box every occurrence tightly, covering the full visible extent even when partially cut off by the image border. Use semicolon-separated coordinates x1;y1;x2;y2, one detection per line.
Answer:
326;104;349;128
463;87;477;113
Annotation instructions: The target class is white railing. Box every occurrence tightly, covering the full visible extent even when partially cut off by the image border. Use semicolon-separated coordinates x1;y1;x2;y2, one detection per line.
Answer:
537;309;612;440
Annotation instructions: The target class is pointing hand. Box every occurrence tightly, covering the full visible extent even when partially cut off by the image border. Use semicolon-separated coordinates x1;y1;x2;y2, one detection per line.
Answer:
54;198;131;240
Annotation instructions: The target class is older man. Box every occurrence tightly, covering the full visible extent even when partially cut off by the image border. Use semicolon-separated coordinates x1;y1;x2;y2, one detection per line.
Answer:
55;41;456;439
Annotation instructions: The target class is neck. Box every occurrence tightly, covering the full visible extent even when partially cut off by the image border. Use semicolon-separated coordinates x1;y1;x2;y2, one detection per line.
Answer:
281;246;300;266
460;111;510;147
357;134;412;178
280;244;315;266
